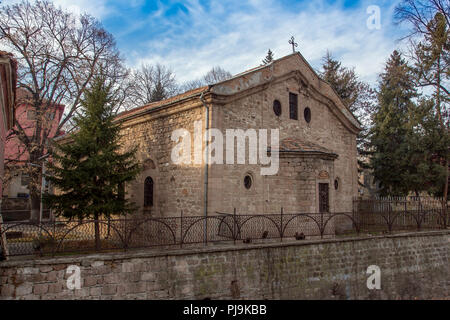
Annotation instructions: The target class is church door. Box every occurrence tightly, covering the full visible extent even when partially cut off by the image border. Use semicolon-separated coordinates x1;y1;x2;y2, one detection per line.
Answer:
319;183;329;213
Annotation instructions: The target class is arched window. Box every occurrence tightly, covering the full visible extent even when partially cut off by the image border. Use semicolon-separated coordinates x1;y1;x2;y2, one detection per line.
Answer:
144;177;154;207
244;175;253;189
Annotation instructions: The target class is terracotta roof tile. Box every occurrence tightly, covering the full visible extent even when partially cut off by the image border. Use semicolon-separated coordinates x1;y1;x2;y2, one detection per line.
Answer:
116;85;209;120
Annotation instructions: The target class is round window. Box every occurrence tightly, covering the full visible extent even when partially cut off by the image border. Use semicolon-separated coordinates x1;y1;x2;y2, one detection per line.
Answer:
244;175;253;189
273;100;282;117
304;107;311;123
334;178;339;190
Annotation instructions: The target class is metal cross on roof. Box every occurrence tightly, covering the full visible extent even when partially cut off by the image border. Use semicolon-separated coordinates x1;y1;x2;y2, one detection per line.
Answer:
289;36;298;53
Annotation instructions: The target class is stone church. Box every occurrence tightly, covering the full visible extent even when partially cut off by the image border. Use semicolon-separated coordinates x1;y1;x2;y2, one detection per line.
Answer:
117;52;361;217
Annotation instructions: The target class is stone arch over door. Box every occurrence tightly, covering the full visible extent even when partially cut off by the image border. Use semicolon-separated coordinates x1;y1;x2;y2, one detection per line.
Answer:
314;160;336;213
130;158;160;216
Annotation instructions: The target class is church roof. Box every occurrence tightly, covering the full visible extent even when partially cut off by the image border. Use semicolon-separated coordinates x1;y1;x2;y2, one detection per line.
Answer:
116;52;361;133
116;85;208;120
269;137;338;158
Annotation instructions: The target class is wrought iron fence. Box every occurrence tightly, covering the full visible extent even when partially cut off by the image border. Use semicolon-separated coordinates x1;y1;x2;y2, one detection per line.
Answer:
0;206;448;258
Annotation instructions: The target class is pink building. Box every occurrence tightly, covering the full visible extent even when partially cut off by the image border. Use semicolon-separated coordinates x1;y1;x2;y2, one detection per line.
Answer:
4;88;64;198
0;52;17;198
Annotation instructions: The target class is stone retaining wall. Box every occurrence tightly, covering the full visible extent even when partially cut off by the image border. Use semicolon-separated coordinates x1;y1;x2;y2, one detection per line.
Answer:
0;230;448;300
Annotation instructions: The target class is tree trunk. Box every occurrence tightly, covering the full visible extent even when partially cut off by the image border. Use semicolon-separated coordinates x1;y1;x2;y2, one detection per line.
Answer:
442;159;448;228
29;192;41;223
94;213;100;251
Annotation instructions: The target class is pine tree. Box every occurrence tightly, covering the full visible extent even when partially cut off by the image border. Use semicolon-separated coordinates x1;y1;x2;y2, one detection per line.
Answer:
319;51;376;189
150;80;167;102
262;49;274;65
370;50;418;196
320;51;373;114
405;98;449;197
44;76;141;249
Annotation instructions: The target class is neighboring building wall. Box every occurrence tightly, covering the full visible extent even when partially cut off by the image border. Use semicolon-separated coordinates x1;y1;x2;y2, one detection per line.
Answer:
4;171;30;198
3;89;64;198
359;167;381;198
0;52;16;198
0;231;448;300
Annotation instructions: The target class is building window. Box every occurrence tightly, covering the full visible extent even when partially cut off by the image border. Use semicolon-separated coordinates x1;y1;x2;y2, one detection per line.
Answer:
144;177;153;207
27;110;36;120
273;100;282;117
289;92;298;120
334;178;339;190
244;175;253;189
304;107;311;123
21;173;30;187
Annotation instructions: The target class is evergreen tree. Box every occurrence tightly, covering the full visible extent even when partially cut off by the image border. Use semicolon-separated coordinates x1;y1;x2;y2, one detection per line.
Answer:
150;80;167;102
370;50;418;196
262;49;274;65
320;51;374;114
44;76;141;249
319;51;376;187
405;98;449;197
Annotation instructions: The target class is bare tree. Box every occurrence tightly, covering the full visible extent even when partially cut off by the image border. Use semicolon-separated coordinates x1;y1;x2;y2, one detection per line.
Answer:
395;0;449;38
395;1;449;117
0;0;127;221
179;79;207;92
203;66;232;84
179;66;232;92
128;63;178;107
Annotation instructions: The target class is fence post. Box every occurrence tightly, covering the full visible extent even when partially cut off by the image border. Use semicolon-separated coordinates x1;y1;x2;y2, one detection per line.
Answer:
180;210;183;248
123;216;128;253
320;210;324;239
0;212;9;260
124;216;128;253
442;199;448;229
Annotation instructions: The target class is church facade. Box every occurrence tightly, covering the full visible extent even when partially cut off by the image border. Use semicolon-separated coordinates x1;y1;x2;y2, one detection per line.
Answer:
117;53;361;217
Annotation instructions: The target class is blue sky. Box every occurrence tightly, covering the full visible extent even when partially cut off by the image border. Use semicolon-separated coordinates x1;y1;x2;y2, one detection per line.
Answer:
5;0;412;85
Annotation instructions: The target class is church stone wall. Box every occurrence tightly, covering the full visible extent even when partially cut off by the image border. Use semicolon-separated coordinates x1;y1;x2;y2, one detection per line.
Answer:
208;75;357;215
118;54;358;218
119;103;206;217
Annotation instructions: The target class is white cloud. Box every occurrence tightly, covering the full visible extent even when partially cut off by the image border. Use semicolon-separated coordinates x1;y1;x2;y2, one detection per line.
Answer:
128;0;408;86
2;0;112;19
2;0;409;86
52;0;111;18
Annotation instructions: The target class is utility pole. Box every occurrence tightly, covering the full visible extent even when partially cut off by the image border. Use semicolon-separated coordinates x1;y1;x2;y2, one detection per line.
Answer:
28;153;50;226
39;160;46;225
